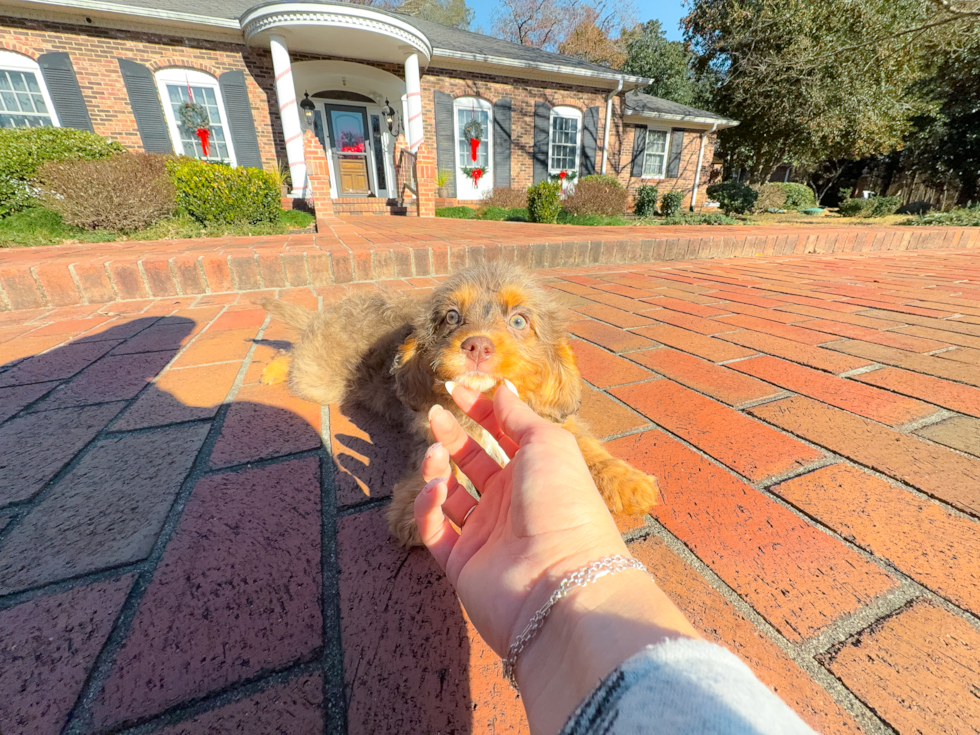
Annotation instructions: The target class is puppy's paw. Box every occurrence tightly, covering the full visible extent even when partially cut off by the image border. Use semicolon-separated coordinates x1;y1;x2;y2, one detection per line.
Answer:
261;353;290;385
386;477;425;548
593;459;659;516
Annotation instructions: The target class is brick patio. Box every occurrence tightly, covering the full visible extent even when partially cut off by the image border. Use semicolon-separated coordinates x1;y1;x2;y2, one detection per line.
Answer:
1;242;979;734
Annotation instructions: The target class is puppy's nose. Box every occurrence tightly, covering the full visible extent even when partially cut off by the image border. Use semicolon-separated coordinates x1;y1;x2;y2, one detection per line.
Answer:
460;335;495;365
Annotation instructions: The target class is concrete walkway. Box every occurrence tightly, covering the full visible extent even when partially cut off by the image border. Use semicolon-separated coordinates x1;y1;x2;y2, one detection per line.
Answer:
1;247;979;734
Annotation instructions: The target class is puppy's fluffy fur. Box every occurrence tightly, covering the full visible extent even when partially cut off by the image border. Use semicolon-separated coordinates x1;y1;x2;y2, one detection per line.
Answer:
261;263;658;546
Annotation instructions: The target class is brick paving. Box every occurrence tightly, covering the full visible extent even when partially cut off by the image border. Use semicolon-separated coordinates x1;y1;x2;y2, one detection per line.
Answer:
1;245;979;734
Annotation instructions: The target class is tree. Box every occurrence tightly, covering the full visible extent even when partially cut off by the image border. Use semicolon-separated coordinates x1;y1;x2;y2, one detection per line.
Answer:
375;0;474;29
491;0;634;55
683;0;975;183
559;8;627;67
620;20;714;107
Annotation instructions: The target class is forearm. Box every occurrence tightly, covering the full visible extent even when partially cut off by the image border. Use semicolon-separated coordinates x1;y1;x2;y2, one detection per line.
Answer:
514;570;700;735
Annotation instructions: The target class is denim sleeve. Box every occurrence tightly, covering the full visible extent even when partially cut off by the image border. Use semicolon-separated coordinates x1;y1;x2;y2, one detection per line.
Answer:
559;639;818;735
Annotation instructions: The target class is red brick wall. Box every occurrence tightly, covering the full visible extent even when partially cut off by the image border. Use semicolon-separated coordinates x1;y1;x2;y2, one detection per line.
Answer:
0;15;280;171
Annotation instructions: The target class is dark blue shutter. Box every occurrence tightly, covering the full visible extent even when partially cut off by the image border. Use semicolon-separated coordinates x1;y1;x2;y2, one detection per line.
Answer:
533;101;551;184
630;126;646;178
36;53;93;132
666;128;685;178
118;59;172;154
493;97;511;188
219;70;262;169
433;90;456;197
581;106;599;176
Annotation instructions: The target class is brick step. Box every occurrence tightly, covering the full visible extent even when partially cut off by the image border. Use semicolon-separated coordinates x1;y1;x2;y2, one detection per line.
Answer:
0;224;976;312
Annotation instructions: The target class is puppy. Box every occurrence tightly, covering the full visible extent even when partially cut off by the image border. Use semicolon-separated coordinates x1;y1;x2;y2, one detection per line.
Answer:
260;263;658;546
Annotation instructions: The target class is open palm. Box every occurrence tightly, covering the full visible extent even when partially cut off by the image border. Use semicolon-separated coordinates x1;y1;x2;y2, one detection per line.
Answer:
415;384;630;657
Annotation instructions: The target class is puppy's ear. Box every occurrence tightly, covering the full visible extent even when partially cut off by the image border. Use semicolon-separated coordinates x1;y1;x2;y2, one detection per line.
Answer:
533;340;581;422
392;336;435;412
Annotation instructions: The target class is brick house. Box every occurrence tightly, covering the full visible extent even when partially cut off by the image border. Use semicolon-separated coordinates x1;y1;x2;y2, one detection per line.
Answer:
0;0;737;218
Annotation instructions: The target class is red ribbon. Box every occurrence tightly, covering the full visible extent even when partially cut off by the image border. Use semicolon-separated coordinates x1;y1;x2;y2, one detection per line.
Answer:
471;168;483;184
559;170;567;180
470;137;479;162
196;127;210;157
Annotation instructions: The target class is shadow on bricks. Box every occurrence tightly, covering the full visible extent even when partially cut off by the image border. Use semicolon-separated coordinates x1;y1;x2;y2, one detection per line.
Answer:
0;317;480;734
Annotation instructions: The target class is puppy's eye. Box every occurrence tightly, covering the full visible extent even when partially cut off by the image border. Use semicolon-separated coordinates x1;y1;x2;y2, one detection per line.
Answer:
446;309;461;326
509;314;528;330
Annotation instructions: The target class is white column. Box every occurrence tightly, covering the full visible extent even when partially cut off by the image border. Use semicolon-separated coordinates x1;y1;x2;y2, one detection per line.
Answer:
404;52;423;153
269;34;307;197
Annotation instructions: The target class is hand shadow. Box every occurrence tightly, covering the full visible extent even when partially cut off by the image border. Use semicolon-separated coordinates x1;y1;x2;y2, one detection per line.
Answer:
0;315;491;734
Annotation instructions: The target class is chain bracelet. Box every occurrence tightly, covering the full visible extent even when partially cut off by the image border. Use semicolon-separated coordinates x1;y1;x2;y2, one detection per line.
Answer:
501;554;647;690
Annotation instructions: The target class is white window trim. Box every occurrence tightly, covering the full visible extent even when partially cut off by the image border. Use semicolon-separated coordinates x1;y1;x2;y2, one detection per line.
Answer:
154;68;236;166
641;125;671;179
452;96;493;174
548;105;582;175
0;50;60;127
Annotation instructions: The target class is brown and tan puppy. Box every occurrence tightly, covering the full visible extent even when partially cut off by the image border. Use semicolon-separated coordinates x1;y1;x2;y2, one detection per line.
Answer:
260;263;657;546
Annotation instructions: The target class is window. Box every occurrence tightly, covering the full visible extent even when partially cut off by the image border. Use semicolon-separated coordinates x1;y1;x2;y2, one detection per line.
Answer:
0;51;57;129
642;127;669;178
549;106;581;174
155;68;235;165
454;96;491;170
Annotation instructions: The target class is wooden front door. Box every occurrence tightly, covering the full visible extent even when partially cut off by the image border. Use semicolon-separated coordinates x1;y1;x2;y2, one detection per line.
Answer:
325;104;372;196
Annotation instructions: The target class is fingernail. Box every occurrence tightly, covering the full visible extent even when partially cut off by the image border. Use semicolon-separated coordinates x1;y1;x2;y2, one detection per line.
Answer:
503;379;519;396
445;380;457;394
424;442;442;459
427;403;442;421
423;478;441;494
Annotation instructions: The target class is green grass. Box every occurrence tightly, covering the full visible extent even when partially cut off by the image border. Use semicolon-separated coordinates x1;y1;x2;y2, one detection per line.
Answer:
905;207;980;226
0;207;315;248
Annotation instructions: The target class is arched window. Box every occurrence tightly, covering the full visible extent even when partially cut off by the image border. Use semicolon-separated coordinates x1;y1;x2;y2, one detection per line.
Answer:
453;96;492;170
0;50;58;128
155;68;236;165
549;106;582;175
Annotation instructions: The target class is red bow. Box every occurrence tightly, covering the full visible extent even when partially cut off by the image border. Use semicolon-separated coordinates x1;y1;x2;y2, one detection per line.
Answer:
559;170;567;180
196;127;210;157
472;168;483;184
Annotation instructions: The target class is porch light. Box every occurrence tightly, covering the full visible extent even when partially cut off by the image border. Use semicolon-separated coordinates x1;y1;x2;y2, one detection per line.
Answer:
299;91;315;126
382;98;396;135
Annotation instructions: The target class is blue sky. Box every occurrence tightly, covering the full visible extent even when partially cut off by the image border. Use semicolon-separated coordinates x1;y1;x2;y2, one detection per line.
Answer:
471;0;687;41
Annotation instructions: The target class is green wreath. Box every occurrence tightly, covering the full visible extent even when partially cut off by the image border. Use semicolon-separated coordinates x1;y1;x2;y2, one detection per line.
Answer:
462;118;483;142
178;101;210;130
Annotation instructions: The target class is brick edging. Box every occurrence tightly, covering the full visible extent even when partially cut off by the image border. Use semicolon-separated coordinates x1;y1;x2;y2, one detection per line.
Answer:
0;226;977;312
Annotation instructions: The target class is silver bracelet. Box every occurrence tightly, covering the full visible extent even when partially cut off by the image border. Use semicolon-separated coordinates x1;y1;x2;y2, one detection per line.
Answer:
502;554;647;690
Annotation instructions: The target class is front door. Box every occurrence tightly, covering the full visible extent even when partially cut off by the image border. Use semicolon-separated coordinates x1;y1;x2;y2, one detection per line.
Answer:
325;104;372;196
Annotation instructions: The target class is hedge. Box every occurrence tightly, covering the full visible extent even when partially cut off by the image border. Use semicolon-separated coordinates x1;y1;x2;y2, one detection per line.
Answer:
0;127;123;216
167;157;280;224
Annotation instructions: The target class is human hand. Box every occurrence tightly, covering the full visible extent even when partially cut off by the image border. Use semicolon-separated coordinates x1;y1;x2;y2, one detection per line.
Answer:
413;381;630;657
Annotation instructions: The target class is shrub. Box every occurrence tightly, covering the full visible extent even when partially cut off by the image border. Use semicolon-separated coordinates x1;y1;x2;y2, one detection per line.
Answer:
906;207;980;227
782;183;816;209
526;180;562;224
435;206;476;219
562;176;629;217
706;182;758;215
838;195;901;218
633;185;659;217
38;153;175;231
435;169;453;188
167;157;280;224
755;183;788;212
659;190;685;218
0;127;123;216
662;212;737;226
480;186;527;210
579;174;623;188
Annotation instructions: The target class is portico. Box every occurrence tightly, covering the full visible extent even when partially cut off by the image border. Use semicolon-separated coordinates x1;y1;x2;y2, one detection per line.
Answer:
241;2;430;202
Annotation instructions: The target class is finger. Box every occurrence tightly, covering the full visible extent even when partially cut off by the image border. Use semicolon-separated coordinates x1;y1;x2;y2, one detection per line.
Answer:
429;403;503;491
414;478;458;570
492;377;564;447
445;384;520;459
421;443;478;527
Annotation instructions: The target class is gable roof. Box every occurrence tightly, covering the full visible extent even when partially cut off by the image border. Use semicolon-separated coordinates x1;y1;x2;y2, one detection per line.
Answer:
625;90;738;128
